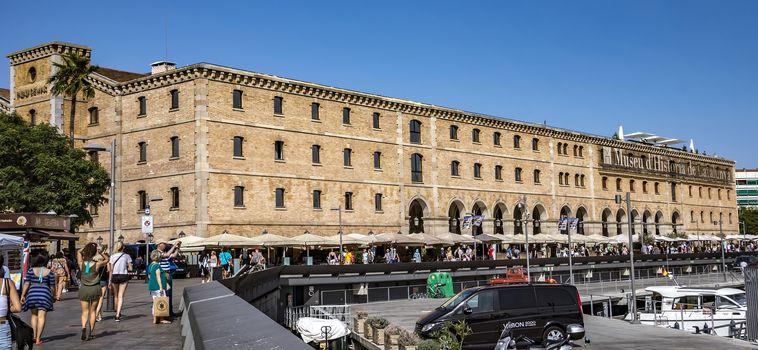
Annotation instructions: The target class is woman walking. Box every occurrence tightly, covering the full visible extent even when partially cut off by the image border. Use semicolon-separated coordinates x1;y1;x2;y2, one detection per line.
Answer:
108;242;133;321
78;243;108;341
208;251;218;281
147;250;170;324
51;252;69;301
20;250;56;345
198;251;210;284
0;256;21;350
94;245;109;322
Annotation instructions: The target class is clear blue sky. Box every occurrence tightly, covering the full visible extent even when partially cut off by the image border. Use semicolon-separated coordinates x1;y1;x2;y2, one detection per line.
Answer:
4;1;756;167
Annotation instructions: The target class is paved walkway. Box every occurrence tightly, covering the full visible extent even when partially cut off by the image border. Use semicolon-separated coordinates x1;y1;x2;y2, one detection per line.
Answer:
18;277;196;349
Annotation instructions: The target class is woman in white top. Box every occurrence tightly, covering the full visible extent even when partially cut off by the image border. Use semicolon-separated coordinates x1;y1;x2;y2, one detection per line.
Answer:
108;242;133;322
209;251;218;281
0;255;21;349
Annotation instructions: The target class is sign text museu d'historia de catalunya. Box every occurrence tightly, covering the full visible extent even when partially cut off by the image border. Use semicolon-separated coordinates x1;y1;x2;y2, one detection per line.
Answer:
601;146;732;184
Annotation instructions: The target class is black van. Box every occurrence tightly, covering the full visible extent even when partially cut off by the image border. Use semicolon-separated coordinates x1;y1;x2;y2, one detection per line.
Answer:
416;284;583;349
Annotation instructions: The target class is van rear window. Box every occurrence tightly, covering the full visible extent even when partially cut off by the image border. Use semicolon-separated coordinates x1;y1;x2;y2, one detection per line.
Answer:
536;288;575;307
499;288;536;309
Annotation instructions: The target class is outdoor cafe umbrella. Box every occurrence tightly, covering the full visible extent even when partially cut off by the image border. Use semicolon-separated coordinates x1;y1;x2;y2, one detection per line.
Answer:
437;232;479;244
248;231;291;246
189;231;256;247
409;233;451;245
289;232;335;257
473;233;503;243
376;232;425;245
328;233;372;246
169;234;204;246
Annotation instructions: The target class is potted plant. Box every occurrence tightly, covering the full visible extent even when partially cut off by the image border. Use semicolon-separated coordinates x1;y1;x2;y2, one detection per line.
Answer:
371;317;390;345
398;329;420;350
364;316;378;340
417;339;441;350
383;325;402;350
354;311;368;334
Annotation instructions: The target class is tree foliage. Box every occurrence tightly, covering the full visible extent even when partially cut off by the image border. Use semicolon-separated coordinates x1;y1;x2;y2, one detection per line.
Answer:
47;52;98;146
738;208;758;235
0;113;110;227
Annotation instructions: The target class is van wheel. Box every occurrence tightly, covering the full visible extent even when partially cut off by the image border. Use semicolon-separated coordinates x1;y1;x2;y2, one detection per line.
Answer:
543;326;565;341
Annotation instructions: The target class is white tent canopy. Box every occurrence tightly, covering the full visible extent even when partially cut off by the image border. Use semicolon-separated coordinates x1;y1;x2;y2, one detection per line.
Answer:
0;233;22;249
188;231;256;247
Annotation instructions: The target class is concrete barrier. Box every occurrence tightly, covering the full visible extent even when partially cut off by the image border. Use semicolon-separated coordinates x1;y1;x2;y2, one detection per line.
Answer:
180;281;311;350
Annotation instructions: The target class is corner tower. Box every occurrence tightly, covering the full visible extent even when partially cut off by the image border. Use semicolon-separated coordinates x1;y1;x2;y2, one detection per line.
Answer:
6;42;91;131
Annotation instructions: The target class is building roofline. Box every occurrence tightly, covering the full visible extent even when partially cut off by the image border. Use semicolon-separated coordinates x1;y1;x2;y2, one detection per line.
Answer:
6;42;91;65
87;61;734;167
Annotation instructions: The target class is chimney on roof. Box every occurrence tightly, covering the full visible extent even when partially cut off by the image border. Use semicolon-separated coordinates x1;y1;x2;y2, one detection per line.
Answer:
151;61;176;74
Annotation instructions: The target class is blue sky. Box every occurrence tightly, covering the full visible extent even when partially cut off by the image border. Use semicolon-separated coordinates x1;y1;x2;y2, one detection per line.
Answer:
4;1;756;167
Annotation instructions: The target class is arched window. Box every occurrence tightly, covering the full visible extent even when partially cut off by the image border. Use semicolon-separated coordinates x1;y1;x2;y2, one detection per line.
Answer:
629;179;635;192
29;109;36;125
580;175;585;187
514;167;523;182
472;128;481;143
409;120;422;144
558;172;564;185
493;132;501;146
729;212;733;224
494;165;502;180
562;143;568;155
575;174;580;187
410;153;423;183
513;135;521;149
533;169;541;184
616;178;622;191
578;146;584;157
573;145;578;157
557;142;563;155
602;177;608;190
531;138;539;151
473;163;482;178
451;160;460;176
700;211;704;223
564;173;569;185
718;189;722;200
449;125;459;140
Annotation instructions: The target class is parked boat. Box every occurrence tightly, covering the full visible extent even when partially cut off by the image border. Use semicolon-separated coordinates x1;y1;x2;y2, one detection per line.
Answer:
628;286;746;337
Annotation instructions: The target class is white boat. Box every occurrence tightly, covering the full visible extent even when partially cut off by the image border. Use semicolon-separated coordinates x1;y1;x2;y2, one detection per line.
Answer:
628;286;747;337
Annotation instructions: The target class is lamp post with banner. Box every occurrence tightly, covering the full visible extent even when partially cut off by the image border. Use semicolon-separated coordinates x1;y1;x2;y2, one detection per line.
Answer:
142;195;162;283
560;217;578;284
517;195;531;282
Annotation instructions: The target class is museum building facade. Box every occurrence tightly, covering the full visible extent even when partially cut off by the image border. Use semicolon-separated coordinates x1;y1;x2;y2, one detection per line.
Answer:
2;42;739;243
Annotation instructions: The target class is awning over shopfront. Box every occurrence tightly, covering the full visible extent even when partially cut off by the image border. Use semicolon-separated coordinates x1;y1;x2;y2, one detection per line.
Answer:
0;213;77;241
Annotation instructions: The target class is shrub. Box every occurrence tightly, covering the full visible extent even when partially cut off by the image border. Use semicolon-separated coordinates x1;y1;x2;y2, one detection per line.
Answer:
384;325;402;335
398;329;420;346
430;321;471;350
372;317;389;329
417;339;441;350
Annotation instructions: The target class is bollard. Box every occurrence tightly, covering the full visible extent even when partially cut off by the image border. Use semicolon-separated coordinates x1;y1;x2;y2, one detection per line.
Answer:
590;294;594;316
609;297;614;318
673;322;679;330
703;322;710;335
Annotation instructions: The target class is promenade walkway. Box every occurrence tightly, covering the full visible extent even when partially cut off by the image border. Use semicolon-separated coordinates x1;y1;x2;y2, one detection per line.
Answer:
18;277;195;350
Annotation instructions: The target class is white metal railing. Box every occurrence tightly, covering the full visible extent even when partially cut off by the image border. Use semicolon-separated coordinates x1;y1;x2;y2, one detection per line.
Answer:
284;305;352;330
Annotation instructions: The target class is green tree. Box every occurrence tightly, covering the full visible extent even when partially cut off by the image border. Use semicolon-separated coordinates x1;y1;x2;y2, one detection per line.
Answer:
0;113;110;227
48;52;99;146
738;208;758;235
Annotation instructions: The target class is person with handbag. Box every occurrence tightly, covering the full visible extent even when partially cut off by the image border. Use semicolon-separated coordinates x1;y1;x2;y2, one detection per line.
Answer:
20;250;56;345
78;243;109;341
147;250;170;325
93;245;110;322
108;241;133;322
51;252;69;302
0;256;21;350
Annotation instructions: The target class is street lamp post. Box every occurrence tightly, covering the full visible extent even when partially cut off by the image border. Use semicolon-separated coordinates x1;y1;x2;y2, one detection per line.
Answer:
518;196;531;282
330;205;343;264
616;192;639;323
144;195;163;283
714;220;726;281
739;221;747;247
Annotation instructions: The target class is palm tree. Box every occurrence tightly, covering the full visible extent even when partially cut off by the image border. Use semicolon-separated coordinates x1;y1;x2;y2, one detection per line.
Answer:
48;53;99;146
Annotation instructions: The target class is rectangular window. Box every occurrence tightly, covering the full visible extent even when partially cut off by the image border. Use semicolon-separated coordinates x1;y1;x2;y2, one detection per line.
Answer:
311;102;320;120
493;132;501;146
234;186;245;207
170;187;179;209
138;142;147;163
233;136;244;157
275;188;285;208
345;192;353;210
233;89;243;109
343;107;351;124
138;96;147;116
602;177;608;190
343;148;352;167
274;96;283;115
450;126;459;140
88;107;99;125
495;165;502;180
534;169;541;184
532;138;539;151
451;161;459;176
671;183;677;202
312;145;321;164
513;135;521;149
274;140;285;160
373;151;381;169
138;190;147;211
313;190;322;209
515;167;522;182
375;193;382;211
655;182;660;195
170;136;179;158
643;181;648;193
170;89;179;110
372;112;380;129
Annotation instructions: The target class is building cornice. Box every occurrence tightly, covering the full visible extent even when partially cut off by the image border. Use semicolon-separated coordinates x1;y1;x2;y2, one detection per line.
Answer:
6;42;91;65
88;63;735;167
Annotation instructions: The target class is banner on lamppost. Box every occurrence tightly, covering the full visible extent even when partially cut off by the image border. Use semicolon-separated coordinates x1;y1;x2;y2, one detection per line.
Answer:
569;218;578;230
473;215;484;227
141;215;154;234
463;215;472;229
559;219;568;230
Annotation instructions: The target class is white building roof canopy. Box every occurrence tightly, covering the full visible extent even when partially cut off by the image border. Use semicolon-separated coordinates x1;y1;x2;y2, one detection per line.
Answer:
657;138;685;145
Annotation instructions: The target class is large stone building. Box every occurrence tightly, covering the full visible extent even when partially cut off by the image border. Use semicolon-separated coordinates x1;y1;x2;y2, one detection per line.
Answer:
3;42;739;244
